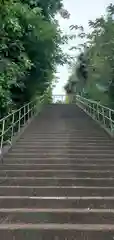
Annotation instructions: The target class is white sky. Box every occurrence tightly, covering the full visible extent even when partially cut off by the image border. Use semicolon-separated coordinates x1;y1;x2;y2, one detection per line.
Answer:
53;0;113;95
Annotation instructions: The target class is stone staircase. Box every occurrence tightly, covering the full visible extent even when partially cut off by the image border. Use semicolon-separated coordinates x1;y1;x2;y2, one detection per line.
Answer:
0;104;114;239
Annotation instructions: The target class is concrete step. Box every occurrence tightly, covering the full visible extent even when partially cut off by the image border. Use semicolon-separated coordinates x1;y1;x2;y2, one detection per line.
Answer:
1;169;114;178
18;139;113;144
19;135;112;139
0;224;114;240
23;131;105;134
1;163;114;171
1;170;114;178
0;225;114;240
0;186;114;196
16;145;113;151
23;129;102;131
1;177;114;186
20;133;107;137
10;149;114;154
0;208;114;224
19;138;111;143
7;153;114;158
0;196;114;209
4;158;114;164
23;133;106;137
22;136;108;141
13;145;114;150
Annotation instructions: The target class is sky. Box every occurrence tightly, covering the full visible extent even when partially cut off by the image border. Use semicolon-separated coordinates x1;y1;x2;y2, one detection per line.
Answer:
53;0;113;95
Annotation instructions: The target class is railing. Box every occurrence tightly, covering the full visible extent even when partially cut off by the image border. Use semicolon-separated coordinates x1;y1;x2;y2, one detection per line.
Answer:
76;95;114;136
0;96;44;154
0;93;66;154
52;95;66;103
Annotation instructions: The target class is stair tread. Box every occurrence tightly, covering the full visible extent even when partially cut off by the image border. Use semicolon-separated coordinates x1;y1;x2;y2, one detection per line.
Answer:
0;196;114;199
0;208;114;213
0;223;114;230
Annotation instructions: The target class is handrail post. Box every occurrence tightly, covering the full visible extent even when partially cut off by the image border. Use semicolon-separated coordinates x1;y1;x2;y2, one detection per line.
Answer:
0;119;5;154
29;103;32;118
24;106;26;125
18;109;21;133
34;101;36;116
97;103;99;121
109;109;113;136
93;103;95;119
102;107;105;127
89;102;92;115
11;113;15;142
28;103;30;121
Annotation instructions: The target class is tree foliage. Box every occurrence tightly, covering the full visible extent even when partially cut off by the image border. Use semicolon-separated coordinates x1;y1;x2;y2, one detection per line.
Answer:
0;0;68;117
66;4;114;107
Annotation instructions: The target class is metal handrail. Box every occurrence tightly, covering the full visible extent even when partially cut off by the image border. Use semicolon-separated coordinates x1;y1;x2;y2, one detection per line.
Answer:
76;95;114;112
0;95;44;153
0;92;66;153
53;95;66;103
76;95;114;136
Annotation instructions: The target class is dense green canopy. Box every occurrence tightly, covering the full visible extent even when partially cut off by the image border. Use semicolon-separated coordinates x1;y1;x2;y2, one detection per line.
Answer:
65;4;114;107
0;0;68;117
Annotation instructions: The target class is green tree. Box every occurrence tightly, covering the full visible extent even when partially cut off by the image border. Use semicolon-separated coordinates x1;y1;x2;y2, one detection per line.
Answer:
0;0;69;117
66;4;114;107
